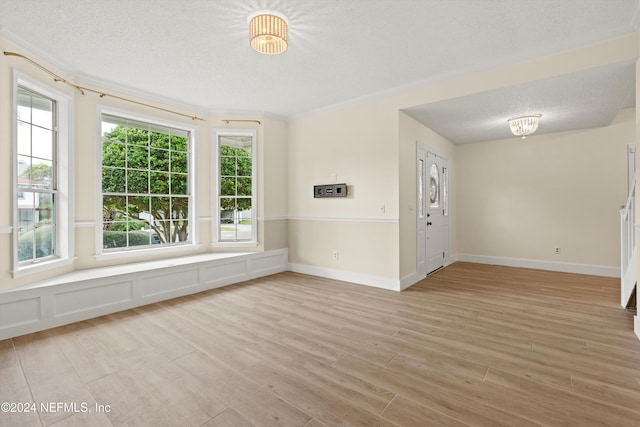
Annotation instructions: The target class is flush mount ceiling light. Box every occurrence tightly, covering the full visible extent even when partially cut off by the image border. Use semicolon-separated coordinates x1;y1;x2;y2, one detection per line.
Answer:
250;13;288;55
508;114;541;139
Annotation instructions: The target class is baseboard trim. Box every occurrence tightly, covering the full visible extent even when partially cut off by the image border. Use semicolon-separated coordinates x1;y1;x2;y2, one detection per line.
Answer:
400;272;423;290
288;263;400;291
455;253;619;278
0;249;288;340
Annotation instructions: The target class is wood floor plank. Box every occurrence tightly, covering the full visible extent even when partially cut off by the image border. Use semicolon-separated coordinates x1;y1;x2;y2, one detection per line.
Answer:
380;395;470;426
244;360;397;426
0;339;42;427
273;315;397;366
174;351;312;427
332;354;539;427
145;302;264;371
202;408;256;427
47;410;113;426
570;374;640;411
49;321;123;384
12;331;99;426
4;262;640;426
485;368;640;426
246;338;396;414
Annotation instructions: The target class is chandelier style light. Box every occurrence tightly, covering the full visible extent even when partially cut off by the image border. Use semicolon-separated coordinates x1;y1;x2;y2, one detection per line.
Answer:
250;13;288;55
508;114;541;139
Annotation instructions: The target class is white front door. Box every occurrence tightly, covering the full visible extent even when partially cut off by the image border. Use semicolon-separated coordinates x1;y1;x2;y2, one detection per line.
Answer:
417;144;449;277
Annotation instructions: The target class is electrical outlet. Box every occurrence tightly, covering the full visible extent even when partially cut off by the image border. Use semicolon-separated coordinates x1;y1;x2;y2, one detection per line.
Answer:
332;251;338;261
554;247;561;255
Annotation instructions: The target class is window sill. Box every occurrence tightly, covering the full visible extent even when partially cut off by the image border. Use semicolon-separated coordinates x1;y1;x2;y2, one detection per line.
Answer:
95;243;201;262
12;257;75;279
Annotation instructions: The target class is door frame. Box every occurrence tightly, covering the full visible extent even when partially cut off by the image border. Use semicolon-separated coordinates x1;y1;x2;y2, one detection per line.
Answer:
416;142;450;279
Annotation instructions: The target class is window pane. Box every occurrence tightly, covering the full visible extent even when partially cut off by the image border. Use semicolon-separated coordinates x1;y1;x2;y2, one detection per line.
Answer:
17;192;35;262
170;150;188;173
430;163;439;208
103;142;126;168
237;178;252;196
17;121;31;156
171;174;188;195
150;196;170;219
36;193;54;225
149;130;170;149
217;133;255;243
17;87;31;124
103;195;126;223
128;196;149;220
129;223;151;246
171;197;189;243
103;222;128;249
102;168;126;193
220;198;235;212
150;171;170;194
31;93;53;130
32;127;53;160
237;157;252;177
15;86;58;265
31;159;53;189
237;197;252;212
17;155;31;189
171;135;188;152
443;167;449;216
220;156;236;176
236;198;253;240
418;159;424;219
220;177;236;196
127;170;149;194
102;114;190;251
35;222;54;258
149;148;169;171
236;137;252;156
127;145;148;169
127;123;149;146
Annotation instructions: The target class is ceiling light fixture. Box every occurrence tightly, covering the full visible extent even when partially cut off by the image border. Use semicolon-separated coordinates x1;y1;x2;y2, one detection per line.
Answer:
508;114;541;139
250;13;288;55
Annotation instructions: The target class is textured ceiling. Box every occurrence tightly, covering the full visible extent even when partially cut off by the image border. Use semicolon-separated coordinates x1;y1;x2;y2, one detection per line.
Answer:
0;0;638;143
404;61;637;144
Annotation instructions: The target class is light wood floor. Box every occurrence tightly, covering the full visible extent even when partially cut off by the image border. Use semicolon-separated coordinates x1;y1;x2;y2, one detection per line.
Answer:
2;262;640;426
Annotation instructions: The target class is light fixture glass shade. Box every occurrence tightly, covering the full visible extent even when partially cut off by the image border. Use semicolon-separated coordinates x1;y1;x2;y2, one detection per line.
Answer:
250;14;288;55
508;114;541;139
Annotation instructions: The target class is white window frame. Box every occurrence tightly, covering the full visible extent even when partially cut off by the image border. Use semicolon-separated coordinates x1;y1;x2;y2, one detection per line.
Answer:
212;129;258;247
12;72;74;278
95;106;198;260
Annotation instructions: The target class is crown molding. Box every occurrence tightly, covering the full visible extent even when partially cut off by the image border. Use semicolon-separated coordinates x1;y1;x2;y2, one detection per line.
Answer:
75;72;211;118
0;28;79;79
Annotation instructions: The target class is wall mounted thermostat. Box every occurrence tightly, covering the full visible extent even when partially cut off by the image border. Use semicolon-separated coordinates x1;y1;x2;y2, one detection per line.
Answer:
314;183;348;198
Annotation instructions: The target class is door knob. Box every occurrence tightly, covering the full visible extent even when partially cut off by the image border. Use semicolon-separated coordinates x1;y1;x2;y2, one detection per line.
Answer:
427;221;432;226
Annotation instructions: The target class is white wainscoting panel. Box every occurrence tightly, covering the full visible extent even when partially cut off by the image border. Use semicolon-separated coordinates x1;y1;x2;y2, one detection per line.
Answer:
0;249;288;340
0;297;41;330
54;280;134;317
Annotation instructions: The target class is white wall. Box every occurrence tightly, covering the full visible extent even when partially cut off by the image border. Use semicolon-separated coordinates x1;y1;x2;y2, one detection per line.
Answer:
456;109;634;271
287;100;400;287
288;34;638;287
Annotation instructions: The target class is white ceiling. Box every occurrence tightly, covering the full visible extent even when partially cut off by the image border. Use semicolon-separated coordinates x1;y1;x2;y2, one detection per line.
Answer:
0;0;638;143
